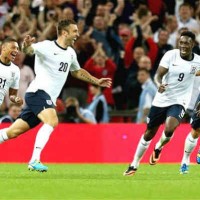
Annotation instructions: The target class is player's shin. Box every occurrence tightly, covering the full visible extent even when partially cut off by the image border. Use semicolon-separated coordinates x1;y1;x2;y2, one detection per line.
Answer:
29;124;54;163
131;135;151;168
181;132;198;165
0;128;9;143
155;131;171;150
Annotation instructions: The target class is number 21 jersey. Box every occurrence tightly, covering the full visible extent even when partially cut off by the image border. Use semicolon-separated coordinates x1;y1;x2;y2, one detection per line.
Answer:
0;61;20;105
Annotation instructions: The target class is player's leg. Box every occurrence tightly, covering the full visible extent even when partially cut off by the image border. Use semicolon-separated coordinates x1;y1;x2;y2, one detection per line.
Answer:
180;110;200;174
123;106;166;176
150;105;184;165
0;118;30;143
180;128;199;174
29;108;58;163
27;90;58;172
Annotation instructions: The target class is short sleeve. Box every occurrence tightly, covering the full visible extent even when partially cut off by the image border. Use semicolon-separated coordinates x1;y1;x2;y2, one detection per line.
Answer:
70;52;81;71
159;50;173;69
10;67;20;89
31;40;48;55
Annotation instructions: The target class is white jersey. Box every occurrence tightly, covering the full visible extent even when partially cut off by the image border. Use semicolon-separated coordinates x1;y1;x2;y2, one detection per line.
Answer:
152;49;200;109
26;40;80;105
0;61;20;105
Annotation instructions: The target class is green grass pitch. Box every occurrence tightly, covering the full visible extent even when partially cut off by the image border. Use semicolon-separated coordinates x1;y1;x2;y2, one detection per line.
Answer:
0;163;199;200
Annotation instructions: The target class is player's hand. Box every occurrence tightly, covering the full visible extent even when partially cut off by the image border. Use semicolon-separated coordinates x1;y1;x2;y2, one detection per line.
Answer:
98;78;112;88
23;35;35;48
10;95;23;106
196;101;200;117
158;84;168;93
14;97;23;106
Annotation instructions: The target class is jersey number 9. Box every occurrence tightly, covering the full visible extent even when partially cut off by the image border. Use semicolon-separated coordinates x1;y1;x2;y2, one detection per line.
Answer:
178;73;184;82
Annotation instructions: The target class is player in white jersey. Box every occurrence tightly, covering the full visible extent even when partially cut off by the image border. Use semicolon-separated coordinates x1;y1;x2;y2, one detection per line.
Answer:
124;31;200;176
180;88;200;174
0;19;112;172
0;38;23;107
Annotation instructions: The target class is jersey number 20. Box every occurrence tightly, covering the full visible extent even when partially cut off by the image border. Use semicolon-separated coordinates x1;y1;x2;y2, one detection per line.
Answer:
178;73;184;82
0;78;6;88
59;62;68;72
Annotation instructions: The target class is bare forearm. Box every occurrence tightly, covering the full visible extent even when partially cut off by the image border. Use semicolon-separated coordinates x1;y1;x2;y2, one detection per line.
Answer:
71;69;99;85
154;73;162;88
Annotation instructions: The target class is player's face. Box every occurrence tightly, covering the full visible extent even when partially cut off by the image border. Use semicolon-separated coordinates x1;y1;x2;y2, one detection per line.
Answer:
65;24;79;46
179;36;194;59
2;42;19;62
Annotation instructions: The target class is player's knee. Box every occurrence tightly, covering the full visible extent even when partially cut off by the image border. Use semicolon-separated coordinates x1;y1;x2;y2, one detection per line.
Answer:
192;128;200;138
164;128;174;137
7;129;22;139
47;117;59;128
144;129;156;141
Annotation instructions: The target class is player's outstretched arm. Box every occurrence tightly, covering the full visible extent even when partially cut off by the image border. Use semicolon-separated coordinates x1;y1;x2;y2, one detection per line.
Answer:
154;66;168;93
21;35;35;55
9;88;23;106
71;68;112;88
196;70;200;76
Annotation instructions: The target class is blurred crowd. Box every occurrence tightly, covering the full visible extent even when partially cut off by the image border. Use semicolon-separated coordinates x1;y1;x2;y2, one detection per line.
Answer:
0;0;200;123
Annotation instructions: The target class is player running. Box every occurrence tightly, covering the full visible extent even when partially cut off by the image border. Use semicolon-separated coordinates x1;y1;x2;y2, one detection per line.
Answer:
124;31;200;176
0;19;111;172
0;38;23;108
180;92;200;174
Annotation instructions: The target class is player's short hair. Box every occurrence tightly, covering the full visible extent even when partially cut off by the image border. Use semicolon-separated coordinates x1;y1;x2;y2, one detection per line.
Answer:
57;19;77;35
180;31;195;41
1;37;18;46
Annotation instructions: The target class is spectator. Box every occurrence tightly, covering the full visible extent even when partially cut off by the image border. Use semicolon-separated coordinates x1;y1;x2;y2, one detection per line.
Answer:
0;103;22;123
124;26;158;69
87;85;109;123
154;15;178;48
178;3;200;33
153;29;173;75
13;52;35;107
64;97;96;124
125;54;152;109
0;0;10;28
84;43;116;107
136;68;157;123
90;15;112;57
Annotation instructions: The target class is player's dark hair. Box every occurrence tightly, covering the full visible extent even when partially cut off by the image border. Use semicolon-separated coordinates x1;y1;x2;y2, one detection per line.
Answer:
57;19;77;35
2;37;18;45
180;31;195;41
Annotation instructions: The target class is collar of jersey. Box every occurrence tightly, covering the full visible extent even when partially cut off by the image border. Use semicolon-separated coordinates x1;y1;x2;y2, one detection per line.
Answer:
54;41;67;50
180;52;194;61
0;59;11;66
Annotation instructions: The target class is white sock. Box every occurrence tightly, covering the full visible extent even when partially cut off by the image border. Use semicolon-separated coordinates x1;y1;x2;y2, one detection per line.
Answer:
131;135;151;168
155;131;171;150
0;128;8;143
181;132;198;165
29;124;54;163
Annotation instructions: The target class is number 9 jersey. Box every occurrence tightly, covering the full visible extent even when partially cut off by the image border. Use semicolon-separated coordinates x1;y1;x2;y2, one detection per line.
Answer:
26;40;80;105
152;49;200;110
0;61;20;105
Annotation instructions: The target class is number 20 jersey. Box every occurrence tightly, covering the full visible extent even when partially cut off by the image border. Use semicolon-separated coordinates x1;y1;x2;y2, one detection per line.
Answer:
0;61;20;105
26;40;80;105
152;49;200;110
